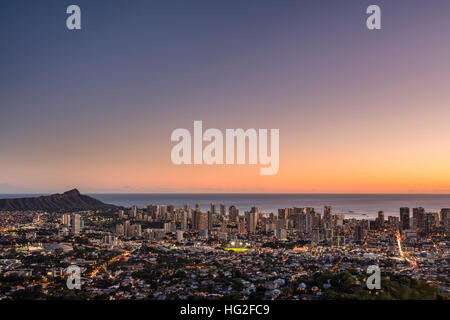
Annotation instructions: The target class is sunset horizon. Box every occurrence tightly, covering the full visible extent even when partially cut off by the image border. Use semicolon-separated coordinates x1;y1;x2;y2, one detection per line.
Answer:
2;1;450;195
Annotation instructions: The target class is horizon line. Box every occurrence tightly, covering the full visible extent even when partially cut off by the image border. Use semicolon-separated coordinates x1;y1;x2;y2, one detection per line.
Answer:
1;191;450;196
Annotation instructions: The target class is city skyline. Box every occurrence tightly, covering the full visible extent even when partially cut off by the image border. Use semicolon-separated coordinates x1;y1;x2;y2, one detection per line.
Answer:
1;190;449;300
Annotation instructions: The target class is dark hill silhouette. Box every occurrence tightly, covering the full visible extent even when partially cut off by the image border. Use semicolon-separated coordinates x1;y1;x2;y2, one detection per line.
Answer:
0;189;117;211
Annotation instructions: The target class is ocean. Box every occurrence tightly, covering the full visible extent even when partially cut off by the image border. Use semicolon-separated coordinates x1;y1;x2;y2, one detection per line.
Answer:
2;193;450;219
68;193;450;219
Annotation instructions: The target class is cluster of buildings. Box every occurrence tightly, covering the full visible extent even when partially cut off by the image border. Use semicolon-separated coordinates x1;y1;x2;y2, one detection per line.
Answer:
110;203;450;246
60;213;84;235
0;202;448;300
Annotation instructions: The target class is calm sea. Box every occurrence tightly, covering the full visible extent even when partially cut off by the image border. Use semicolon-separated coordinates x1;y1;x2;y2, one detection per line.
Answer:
2;193;449;219
2;193;447;220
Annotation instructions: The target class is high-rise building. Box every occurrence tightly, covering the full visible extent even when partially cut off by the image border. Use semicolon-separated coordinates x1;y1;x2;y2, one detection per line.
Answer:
237;218;246;234
208;210;213;231
418;212;439;234
229;206;239;223
128;205;137;218
311;227;321;243
413;207;425;230
324;206;332;223
440;208;450;229
387;216;399;229
181;211;188;231
124;220;130;237
70;214;81;235
334;214;345;227
245;208;258;234
354;222;367;242
159;205;168;221
220;203;226;217
400;207;410;230
277;218;288;230
210;203;216;215
297;212;307;233
377;211;385;230
312;212;321;228
305;209;313;234
193;211;208;231
147;205;158;220
278;208;287;220
62;214;71;226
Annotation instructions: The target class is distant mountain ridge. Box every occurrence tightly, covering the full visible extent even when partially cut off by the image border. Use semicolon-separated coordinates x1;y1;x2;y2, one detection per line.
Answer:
0;189;116;211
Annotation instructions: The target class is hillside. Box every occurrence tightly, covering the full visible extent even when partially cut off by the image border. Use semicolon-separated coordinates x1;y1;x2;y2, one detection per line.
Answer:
0;189;116;211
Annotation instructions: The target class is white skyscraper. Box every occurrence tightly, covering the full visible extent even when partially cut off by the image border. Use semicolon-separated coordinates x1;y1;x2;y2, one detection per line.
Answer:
71;214;81;235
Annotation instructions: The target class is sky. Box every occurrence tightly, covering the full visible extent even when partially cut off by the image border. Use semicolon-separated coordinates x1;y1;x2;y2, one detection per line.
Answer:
1;0;450;194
